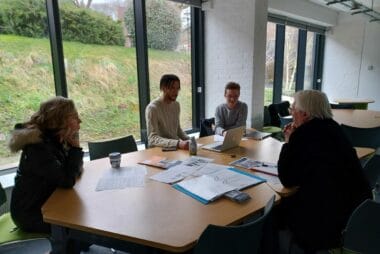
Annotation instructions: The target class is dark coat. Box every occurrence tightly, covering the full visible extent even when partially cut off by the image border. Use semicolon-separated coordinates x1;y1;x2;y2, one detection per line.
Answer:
278;118;371;250
9;125;83;233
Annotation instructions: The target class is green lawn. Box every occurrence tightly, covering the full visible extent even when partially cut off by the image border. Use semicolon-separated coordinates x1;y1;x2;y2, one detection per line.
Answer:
0;34;192;165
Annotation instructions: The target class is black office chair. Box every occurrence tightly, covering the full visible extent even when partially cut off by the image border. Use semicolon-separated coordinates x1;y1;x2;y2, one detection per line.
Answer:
193;195;275;254
88;135;138;160
362;154;380;189
340;124;380;150
342;199;380;254
268;101;291;127
199;117;215;138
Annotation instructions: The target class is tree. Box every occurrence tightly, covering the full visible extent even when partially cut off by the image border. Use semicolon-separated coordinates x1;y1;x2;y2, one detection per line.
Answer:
125;0;181;50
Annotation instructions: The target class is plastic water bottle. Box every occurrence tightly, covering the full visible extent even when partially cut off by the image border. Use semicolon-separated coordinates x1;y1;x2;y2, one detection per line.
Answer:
372;182;379;202
189;136;197;156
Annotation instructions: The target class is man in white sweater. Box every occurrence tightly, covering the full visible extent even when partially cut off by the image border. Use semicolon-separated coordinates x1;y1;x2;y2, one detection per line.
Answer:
145;74;190;149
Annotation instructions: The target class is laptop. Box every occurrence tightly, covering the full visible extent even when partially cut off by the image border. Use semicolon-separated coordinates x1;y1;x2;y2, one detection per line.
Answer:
202;126;245;152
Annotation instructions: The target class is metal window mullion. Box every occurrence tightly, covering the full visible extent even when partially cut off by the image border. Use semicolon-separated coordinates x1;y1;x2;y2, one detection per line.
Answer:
133;0;150;133
313;34;325;91
191;7;205;130
273;24;285;103
295;29;307;91
46;0;67;97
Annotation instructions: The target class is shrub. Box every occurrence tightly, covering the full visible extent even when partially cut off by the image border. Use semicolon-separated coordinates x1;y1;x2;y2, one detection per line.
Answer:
0;0;124;46
125;0;181;50
0;0;47;37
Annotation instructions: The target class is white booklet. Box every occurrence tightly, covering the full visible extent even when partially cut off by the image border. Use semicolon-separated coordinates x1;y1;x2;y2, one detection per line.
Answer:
230;157;278;176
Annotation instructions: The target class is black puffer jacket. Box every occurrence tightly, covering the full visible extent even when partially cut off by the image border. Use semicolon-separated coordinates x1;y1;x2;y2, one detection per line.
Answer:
278;118;371;250
8;124;83;233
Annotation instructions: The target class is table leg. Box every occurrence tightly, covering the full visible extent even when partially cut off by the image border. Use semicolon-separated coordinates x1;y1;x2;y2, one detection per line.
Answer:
50;225;69;254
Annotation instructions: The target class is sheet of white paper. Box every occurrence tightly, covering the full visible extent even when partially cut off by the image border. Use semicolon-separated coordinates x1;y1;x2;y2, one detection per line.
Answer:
95;165;147;191
150;156;213;183
206;168;263;190
192;163;230;177
213;135;224;142
177;175;235;201
253;172;281;184
230;157;278;175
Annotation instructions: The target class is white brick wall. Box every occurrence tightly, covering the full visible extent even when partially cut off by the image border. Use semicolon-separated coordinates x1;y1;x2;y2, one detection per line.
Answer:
203;0;268;129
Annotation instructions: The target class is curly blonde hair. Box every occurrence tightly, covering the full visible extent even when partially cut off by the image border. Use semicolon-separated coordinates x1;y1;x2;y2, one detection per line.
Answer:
26;96;77;133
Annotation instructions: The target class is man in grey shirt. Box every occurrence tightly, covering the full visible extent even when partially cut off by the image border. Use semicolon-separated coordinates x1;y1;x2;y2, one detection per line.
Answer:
215;82;248;136
145;74;190;149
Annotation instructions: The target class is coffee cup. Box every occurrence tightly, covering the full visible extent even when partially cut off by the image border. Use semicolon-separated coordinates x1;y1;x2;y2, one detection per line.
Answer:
109;152;121;168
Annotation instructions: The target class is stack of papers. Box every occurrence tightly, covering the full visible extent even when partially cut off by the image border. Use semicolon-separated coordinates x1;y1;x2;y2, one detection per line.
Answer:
244;130;272;140
173;167;265;204
96;165;147;191
139;155;182;169
230;157;278;176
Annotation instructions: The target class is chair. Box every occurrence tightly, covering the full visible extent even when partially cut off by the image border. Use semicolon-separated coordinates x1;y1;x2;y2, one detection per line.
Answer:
0;183;48;250
88;135;138;160
199;117;215;138
340;124;380;150
193;195;275;254
268;101;291;127
342;199;380;254
362;154;380;189
263;106;282;133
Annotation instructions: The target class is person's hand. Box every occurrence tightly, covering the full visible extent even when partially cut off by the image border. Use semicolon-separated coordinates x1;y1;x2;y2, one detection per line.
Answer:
63;128;80;148
283;123;296;143
178;140;189;150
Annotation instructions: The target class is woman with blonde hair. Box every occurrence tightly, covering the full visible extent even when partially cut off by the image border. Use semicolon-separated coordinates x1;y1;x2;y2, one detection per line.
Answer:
9;96;83;234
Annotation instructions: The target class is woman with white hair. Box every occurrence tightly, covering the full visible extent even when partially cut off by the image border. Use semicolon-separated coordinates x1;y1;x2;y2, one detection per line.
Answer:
277;90;371;252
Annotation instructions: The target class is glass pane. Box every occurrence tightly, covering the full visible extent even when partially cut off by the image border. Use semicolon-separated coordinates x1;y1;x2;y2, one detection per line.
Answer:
146;0;192;130
282;26;298;103
304;31;315;90
0;0;55;169
59;0;140;149
265;22;276;106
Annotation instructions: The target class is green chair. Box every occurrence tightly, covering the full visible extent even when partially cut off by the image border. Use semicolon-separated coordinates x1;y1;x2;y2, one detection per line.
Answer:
88;135;138;160
263;106;283;141
340;124;380;150
193;195;275;254
0;183;48;248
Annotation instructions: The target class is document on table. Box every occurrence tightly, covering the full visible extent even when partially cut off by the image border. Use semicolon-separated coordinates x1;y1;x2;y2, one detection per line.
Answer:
230;157;278;176
150;156;214;184
173;167;266;204
95;165;147;191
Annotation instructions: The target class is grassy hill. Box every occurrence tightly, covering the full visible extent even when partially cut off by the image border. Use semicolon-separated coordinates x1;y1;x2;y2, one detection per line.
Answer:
0;34;191;164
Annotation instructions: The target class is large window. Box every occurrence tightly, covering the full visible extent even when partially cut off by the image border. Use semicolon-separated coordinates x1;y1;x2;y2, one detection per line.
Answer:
59;0;140;148
146;1;192;130
0;0;204;170
0;0;55;168
265;16;325;105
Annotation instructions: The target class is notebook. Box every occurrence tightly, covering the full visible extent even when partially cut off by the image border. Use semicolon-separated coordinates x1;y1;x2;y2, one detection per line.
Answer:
202;126;244;152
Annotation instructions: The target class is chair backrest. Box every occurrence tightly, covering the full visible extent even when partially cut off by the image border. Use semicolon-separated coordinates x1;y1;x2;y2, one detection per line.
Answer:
363;154;380;189
340;124;380;149
268;101;290;127
330;103;355;109
199;117;215;138
88;135;137;160
263;106;272;126
343;199;380;254
0;182;6;207
193;195;275;254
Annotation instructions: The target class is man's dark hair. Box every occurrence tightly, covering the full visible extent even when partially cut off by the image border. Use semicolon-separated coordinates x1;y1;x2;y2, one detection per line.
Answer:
224;82;240;95
160;74;180;90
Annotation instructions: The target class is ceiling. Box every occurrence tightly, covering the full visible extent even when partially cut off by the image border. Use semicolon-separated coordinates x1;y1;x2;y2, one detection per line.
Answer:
310;0;380;20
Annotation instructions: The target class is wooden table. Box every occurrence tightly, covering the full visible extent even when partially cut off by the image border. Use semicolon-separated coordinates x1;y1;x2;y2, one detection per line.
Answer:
332;109;380;128
333;98;374;110
42;137;281;253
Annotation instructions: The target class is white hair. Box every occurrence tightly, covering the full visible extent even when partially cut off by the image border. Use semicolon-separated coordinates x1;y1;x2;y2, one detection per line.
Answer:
294;90;332;119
